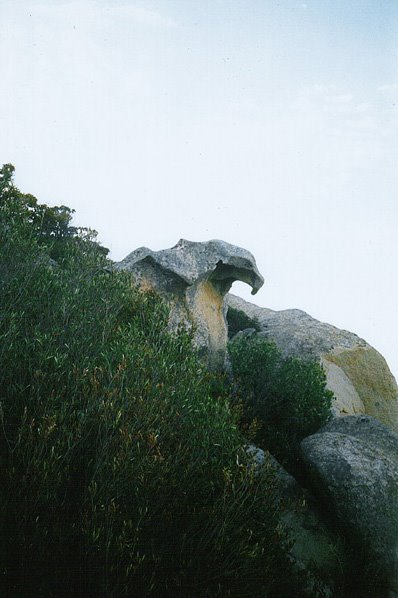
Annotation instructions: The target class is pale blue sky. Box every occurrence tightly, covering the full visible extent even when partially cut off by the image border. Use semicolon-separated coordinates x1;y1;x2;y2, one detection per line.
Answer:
1;0;397;377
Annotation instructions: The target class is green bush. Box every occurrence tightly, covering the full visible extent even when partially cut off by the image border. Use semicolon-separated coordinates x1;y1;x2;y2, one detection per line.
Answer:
0;165;305;597
228;335;333;472
227;306;261;339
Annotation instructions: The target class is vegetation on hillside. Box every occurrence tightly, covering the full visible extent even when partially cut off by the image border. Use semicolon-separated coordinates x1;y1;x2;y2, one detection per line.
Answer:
0;164;315;597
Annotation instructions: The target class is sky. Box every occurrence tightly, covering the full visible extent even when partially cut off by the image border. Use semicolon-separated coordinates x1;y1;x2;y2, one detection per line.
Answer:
1;0;397;378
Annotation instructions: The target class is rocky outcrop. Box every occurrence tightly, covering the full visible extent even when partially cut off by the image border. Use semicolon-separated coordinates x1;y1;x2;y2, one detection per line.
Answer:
227;294;398;431
300;415;398;595
115;240;263;369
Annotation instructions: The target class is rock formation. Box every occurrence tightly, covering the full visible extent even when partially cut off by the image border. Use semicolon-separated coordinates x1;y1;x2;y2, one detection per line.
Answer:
301;415;398;596
227;294;398;432
115;239;264;370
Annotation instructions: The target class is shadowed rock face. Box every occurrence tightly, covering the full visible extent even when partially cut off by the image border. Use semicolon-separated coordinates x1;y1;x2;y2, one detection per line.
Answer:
248;445;346;597
227;294;398;431
116;239;264;369
301;416;398;595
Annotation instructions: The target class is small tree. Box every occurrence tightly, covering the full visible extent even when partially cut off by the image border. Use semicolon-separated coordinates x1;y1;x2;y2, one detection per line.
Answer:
0;163;107;260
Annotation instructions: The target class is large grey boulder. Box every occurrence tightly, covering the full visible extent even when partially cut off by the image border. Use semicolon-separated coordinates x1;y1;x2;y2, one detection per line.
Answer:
115;240;263;369
227;294;398;431
300;415;398;595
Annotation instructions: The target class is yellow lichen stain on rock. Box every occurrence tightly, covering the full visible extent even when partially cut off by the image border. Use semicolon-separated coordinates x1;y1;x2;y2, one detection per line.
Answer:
321;357;365;418
192;280;226;370
325;346;398;431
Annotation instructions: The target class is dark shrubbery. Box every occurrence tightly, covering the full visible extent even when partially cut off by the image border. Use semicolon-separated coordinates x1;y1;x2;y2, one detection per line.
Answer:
227;306;261;339
229;334;333;472
0;165;301;597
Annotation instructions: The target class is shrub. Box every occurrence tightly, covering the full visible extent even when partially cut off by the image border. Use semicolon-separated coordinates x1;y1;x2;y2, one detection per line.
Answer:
226;306;261;339
0;165;302;597
228;334;333;472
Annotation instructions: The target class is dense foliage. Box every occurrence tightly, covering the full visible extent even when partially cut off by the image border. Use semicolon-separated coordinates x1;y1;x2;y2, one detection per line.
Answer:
0;165;305;597
229;334;333;471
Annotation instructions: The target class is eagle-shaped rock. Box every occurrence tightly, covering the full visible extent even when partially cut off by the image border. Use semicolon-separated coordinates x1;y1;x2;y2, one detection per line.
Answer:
116;239;264;369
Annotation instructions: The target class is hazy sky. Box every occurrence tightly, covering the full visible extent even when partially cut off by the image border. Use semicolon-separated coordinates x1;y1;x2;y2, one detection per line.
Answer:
1;0;397;377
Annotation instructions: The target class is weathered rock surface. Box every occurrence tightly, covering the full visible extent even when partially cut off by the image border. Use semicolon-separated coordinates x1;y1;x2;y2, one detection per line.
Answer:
227;294;398;431
319;413;398;457
300;415;398;595
115;240;264;369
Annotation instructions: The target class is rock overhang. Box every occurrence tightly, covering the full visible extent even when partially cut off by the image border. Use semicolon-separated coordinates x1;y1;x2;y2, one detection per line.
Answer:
117;238;264;295
115;239;264;369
